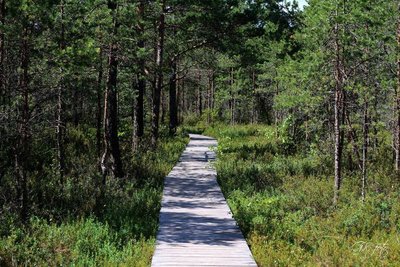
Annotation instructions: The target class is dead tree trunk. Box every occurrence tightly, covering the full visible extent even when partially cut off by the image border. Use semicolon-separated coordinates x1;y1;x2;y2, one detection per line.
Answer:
151;0;165;148
101;2;124;179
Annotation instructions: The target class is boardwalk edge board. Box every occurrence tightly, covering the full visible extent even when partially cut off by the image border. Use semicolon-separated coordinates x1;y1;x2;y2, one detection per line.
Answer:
151;134;257;267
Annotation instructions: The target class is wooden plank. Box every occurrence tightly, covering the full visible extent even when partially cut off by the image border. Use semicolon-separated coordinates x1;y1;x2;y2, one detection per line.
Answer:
151;134;257;267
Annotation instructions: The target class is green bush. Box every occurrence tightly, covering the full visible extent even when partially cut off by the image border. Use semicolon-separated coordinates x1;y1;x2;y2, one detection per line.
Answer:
0;127;188;266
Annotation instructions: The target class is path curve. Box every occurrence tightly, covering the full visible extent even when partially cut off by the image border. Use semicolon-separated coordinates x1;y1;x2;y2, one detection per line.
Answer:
151;134;257;267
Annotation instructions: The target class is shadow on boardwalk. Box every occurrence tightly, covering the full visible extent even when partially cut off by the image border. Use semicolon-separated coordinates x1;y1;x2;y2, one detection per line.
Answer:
151;134;257;267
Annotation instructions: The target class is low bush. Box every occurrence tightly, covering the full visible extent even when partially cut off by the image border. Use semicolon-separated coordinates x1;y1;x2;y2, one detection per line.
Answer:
207;124;400;266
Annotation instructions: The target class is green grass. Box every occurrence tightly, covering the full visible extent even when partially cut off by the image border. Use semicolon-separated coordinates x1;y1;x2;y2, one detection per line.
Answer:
203;124;400;267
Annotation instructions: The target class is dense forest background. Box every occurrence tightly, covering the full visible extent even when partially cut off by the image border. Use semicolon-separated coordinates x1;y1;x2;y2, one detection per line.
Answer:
0;0;399;265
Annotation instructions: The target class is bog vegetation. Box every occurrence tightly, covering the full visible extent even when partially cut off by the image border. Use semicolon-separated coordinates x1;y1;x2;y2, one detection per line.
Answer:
0;0;399;266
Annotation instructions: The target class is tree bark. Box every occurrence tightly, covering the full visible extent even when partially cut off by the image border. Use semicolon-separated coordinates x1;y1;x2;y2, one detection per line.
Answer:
161;86;166;123
132;0;145;152
180;77;185;123
197;71;202;116
15;26;30;222
169;57;178;135
252;70;257;124
361;100;368;201
333;10;344;205
395;4;400;172
230;68;235;125
96;48;103;158
101;2;123;179
151;0;165;148
0;0;5;103
207;71;213;124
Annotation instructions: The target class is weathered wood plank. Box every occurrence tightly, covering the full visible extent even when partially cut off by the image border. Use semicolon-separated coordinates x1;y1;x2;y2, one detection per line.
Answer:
151;134;257;267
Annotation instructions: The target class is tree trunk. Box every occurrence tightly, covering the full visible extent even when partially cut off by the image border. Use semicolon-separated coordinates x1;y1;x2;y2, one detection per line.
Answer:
252;70;257;124
197;71;202;116
176;70;181;125
181;77;185;123
96;48;103;158
73;89;79;126
333;12;344;205
395;4;400;172
56;0;66;183
101;3;123;179
230;68;235;125
0;0;5;103
361;100;368;201
207;71;213;124
211;71;215;111
161;86;166;123
15;26;30;223
132;0;145;152
151;0;165;148
169;57;178;135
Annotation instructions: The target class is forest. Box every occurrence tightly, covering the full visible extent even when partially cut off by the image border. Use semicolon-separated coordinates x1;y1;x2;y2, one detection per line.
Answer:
0;0;399;266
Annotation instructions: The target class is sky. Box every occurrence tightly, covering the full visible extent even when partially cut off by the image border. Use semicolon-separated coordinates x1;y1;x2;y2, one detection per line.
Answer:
291;0;308;9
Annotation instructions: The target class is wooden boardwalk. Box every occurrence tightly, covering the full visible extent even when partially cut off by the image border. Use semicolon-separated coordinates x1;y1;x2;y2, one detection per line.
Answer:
151;134;257;267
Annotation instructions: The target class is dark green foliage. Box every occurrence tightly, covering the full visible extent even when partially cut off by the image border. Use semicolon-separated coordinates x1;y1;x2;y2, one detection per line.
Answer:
0;127;188;266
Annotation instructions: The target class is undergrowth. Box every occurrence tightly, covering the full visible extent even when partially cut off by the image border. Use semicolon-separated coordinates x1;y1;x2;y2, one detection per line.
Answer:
200;123;400;267
0;129;188;266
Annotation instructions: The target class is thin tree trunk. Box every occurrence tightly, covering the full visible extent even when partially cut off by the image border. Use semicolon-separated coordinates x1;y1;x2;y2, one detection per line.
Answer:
151;0;165;148
230;68;235;125
161;87;166;123
169;57;178;135
333;10;344;205
96;48;103;158
252;70;257;124
0;0;5;103
132;0;145;152
345;114;363;171
101;2;123;179
211;71;215;111
395;4;400;172
181;78;185;123
361;100;368;201
176;70;180;125
207;71;212;124
56;0;66;183
73;89;79;126
198;71;202;116
15;26;30;222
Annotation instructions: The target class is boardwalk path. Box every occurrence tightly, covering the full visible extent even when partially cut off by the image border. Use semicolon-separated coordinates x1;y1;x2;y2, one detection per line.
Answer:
151;134;257;267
